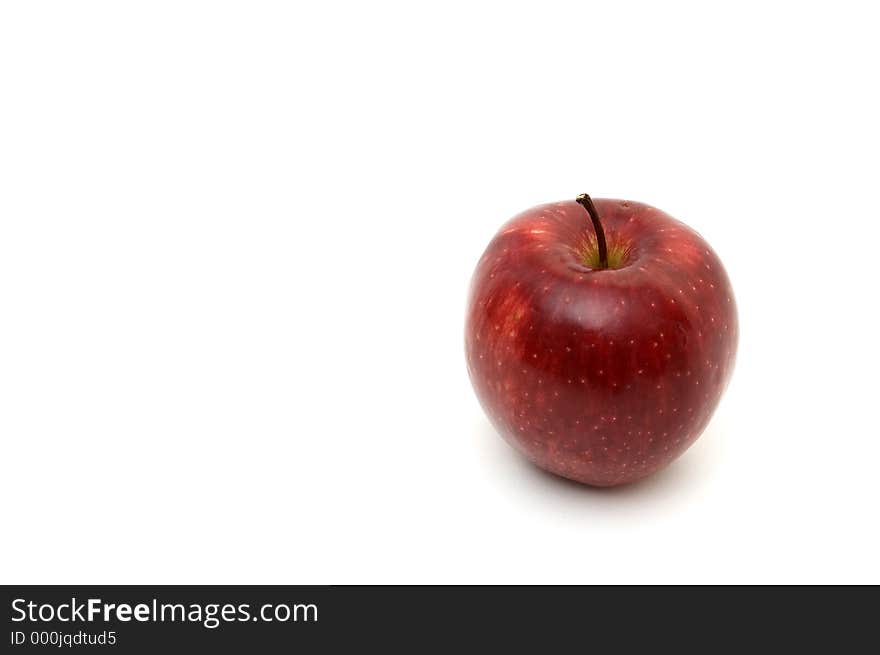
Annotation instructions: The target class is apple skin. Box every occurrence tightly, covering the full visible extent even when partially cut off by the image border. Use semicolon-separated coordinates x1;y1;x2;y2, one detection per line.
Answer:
465;198;737;487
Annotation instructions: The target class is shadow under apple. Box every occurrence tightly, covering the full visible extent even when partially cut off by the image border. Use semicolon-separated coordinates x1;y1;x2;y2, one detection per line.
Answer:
475;416;725;512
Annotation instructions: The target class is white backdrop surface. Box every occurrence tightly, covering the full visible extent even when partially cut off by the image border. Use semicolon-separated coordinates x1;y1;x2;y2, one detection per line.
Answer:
1;1;878;583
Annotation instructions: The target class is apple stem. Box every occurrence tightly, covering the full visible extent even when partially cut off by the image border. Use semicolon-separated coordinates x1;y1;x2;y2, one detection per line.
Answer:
576;193;608;269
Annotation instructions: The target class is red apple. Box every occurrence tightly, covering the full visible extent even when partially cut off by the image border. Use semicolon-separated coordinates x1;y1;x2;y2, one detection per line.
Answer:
465;195;738;487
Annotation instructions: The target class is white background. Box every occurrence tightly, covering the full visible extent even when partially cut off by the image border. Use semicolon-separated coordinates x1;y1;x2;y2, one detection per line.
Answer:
1;1;878;584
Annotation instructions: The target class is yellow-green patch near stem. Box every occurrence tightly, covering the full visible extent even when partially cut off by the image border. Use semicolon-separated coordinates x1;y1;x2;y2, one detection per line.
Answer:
581;239;631;269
